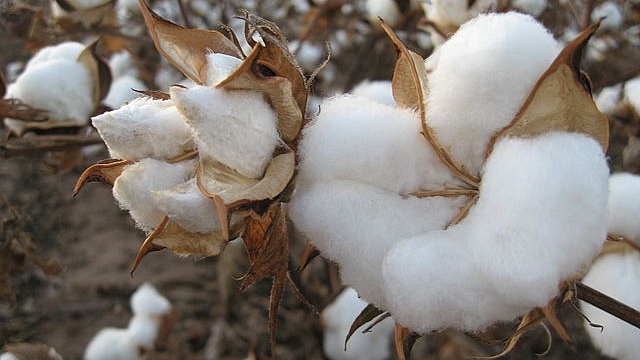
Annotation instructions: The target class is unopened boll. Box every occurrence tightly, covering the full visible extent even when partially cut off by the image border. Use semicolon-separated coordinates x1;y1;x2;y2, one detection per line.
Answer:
171;85;279;179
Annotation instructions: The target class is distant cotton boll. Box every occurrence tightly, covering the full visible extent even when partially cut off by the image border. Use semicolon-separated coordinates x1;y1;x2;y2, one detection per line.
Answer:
422;0;497;31
426;12;561;176
591;1;624;32
113;159;196;233
131;282;171;316
204;53;242;86
321;287;394;360
83;328;144;360
171;86;279;179
127;316;160;350
365;0;401;27
289;179;467;307
117;0;141;14
623;76;640;116
288;40;324;71
5;59;94;134
595;84;623;116
92;97;194;161
511;0;547;16
581;251;640;360
151;178;219;234
0;353;20;360
465;133;608;308
607;173;640;243
103;75;146;109
25;41;85;69
109;51;139;79
297;95;457;194
59;0;112;9
349;80;395;106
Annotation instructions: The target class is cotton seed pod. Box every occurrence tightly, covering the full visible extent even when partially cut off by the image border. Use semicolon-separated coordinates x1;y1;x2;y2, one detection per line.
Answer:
171;85;280;179
92;97;195;161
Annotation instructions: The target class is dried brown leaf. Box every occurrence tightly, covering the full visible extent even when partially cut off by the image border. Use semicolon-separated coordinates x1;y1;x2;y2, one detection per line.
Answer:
487;22;609;157
3;343;61;360
394;322;421;360
138;0;242;84
296;243;319;272
0;99;49;123
72;158;131;197
77;39;112;105
345;304;385;349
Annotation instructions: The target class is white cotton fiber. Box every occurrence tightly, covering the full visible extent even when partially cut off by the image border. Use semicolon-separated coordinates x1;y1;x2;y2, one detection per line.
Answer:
624;76;640;116
607;173;640;244
151;178;219;234
591;1;624;32
297;95;457;194
92;97;194;161
131;282;171;316
425;12;561;176
126;316;159;351
511;0;547;16
465;132;608;307
103;75;146;109
109;51;139;79
204;53;242;86
422;0;497;31
382;132;608;333
171;85;279;179
581;251;640;360
365;0;401;27
5;59;94;133
595;84;623;116
113;159;196;233
321;287;394;360
83;327;143;360
25;41;85;69
289;179;467;306
349;80;395;106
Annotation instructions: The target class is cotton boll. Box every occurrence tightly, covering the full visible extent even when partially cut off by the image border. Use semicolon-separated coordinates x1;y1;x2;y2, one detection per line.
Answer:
0;353;19;360
321;287;394;360
151;178;219;234
297;95;457;194
113;159;196;233
365;0;401;27
289;179;467;306
131;282;171;316
581;251;640;360
595;84;623;116
92;97;194;161
204;53;242;86
25;41;85;69
83;327;144;360
171;86;279;179
349;80;395;106
109;51;139;79
422;0;497;32
608;173;640;244
5;59;94;134
127;316;160;351
103;75;146;109
591;2;624;33
511;0;547;17
426;12;561;176
623;76;640;116
466;132;608;308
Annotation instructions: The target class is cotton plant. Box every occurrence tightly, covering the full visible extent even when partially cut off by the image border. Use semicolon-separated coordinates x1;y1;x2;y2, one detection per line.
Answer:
74;1;308;355
103;51;146;109
290;11;610;356
580;173;640;360
84;282;175;360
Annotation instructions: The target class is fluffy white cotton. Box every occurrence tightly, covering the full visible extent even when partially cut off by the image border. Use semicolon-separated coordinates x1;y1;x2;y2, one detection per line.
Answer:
425;12;561;175
92;97;194;161
607;173;640;244
382;132;608;333
297;95;457;194
349;80;395;106
113;159;196;233
624;76;640;116
204;53;242;86
5;58;94;134
83;328;143;360
289;179;467;306
581;251;640;360
422;0;497;31
591;2;624;32
288;40;324;71
25;42;85;69
511;0;547;16
131;282;171;316
109;51;139;79
171;85;280;179
59;0;112;9
595;84;623;115
0;354;19;360
365;0;401;26
151;178;219;234
103;75;146;109
321;287;394;360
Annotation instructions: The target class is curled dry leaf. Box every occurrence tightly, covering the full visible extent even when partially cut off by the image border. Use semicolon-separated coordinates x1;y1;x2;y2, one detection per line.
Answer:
72;158;131;197
77;39;113;107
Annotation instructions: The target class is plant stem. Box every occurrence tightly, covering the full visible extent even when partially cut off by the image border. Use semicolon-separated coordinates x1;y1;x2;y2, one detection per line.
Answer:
576;282;640;329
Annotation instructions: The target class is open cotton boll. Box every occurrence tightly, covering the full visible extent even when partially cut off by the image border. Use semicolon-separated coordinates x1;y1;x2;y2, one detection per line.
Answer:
5;59;94;134
204;53;242;86
103;75;146;109
511;0;547;17
92;97;194;161
426;12;561;176
349;80;395;106
595;84;623;116
591;1;624;33
83;328;144;360
321;287;394;360
465;132;608;308
365;0;401;27
171;85;280;179
297;95;457;194
113;159;196;233
623;76;640;116
151;178;219;234
289;179;467;306
131;282;171;316
422;0;497;32
109;51;139;79
581;251;640;360
607;173;640;243
127;316;161;351
25;41;85;69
